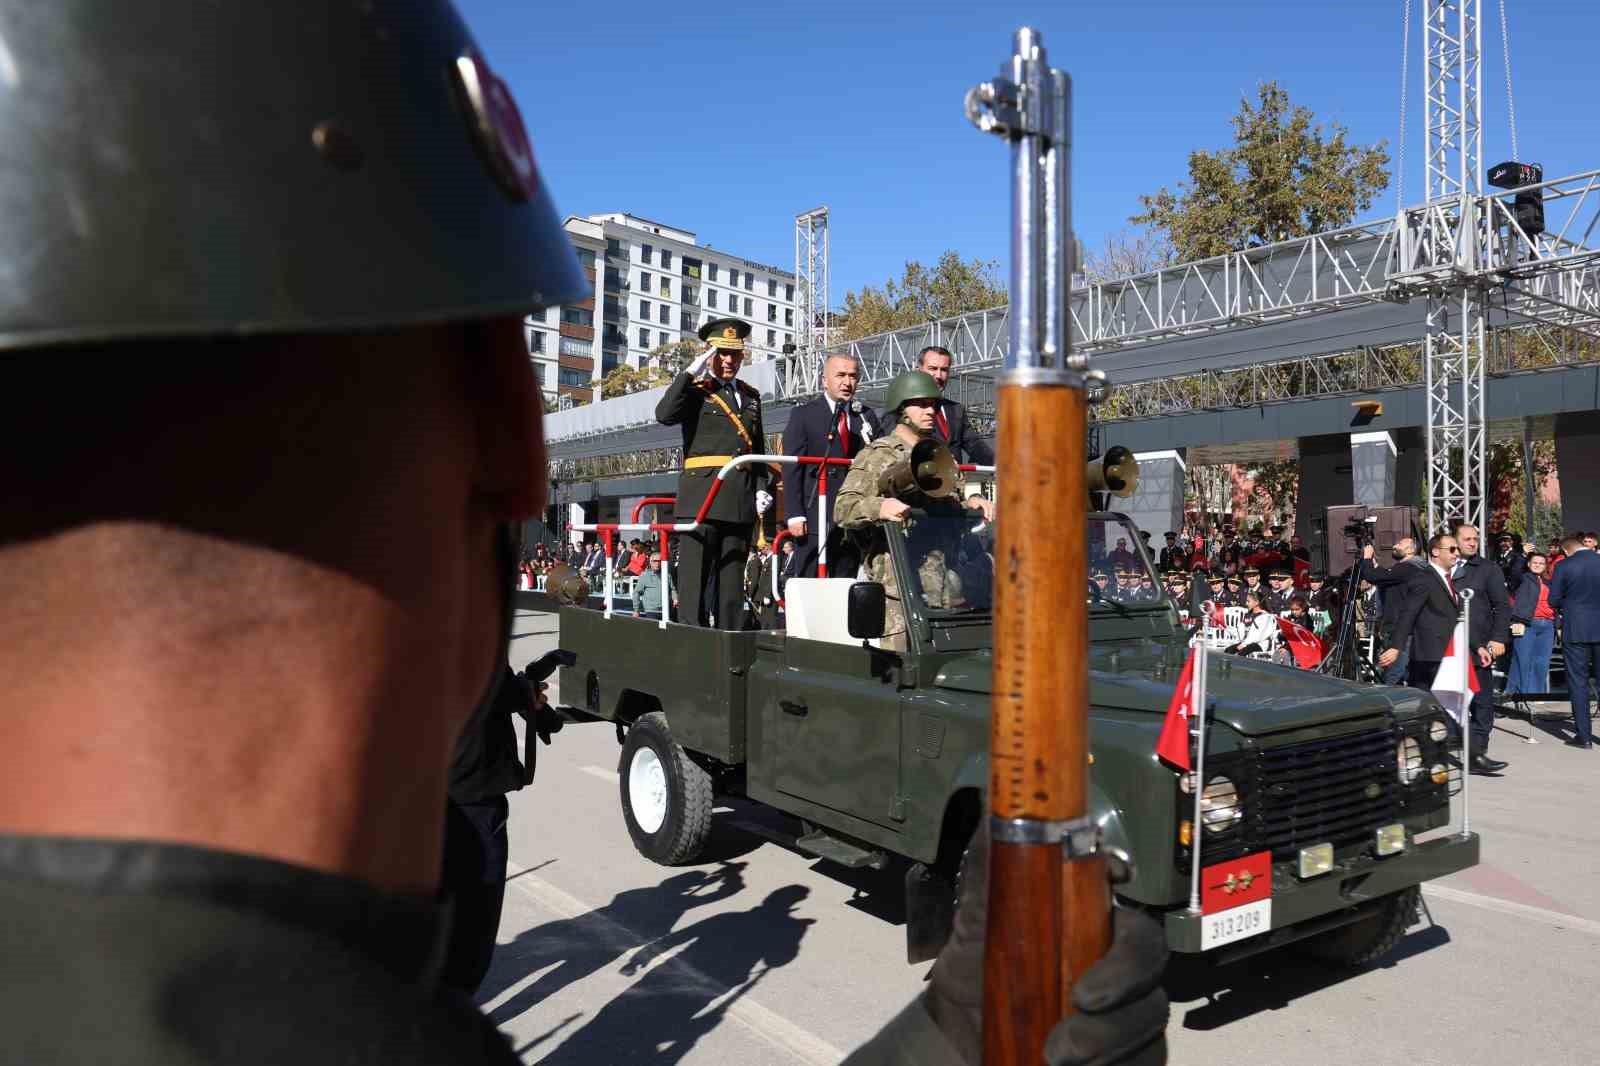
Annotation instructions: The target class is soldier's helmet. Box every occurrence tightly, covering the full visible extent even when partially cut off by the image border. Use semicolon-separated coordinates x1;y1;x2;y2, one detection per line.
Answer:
0;0;586;353
883;370;942;415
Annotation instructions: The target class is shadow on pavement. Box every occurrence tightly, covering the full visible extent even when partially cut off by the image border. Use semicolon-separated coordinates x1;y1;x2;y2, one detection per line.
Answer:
480;862;749;1026
1168;923;1452;1031
533;886;816;1065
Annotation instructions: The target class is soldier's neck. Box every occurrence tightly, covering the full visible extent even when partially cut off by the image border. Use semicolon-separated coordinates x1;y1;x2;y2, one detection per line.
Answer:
893;424;923;447
0;524;466;898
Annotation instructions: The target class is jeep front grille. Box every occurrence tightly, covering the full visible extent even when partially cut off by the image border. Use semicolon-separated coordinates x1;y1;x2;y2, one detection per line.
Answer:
1249;724;1400;861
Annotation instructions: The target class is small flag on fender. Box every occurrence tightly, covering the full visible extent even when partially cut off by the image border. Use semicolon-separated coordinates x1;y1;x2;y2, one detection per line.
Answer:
1274;616;1325;669
1156;646;1198;770
1431;618;1481;726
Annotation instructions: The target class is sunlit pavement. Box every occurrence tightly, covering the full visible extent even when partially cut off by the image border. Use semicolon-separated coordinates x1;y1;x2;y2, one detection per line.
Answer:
493;610;1599;1065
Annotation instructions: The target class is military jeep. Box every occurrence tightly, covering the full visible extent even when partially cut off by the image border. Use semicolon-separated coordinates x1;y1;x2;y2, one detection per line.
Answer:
552;509;1478;966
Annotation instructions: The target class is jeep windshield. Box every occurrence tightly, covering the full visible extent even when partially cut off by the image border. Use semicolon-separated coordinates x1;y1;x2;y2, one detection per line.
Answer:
895;511;1164;618
1086;515;1165;609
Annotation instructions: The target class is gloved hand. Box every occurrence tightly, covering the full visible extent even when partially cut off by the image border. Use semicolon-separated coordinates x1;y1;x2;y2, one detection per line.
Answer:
685;344;716;378
924;818;1169;1066
755;490;773;514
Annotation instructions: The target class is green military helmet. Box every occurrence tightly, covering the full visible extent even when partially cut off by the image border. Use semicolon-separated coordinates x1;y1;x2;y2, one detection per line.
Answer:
883;370;942;415
0;0;586;352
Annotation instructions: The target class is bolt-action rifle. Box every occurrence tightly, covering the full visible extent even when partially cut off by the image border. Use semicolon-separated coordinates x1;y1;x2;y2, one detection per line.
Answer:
965;29;1113;1064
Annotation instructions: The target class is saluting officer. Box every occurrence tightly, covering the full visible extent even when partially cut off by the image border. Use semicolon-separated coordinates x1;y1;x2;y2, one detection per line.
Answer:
656;317;772;628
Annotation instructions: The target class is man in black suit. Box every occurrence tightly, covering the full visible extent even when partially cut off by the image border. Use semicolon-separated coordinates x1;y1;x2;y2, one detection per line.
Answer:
1361;536;1425;684
782;351;881;578
1450;523;1512;771
1549;533;1600;749
916;346;995;465
1380;531;1507;774
656;317;772;628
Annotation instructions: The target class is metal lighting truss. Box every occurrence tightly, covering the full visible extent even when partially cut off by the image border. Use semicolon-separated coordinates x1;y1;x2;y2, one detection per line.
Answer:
1414;0;1486;532
552;175;1600;497
787;207;831;396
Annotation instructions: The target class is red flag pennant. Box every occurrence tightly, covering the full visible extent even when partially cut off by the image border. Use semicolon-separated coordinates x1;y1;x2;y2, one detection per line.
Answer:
1432;624;1481;725
1274;616;1325;669
1156;647;1198;770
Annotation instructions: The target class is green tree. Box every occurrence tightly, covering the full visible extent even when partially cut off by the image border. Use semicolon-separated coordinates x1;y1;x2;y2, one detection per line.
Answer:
598;340;700;399
1132;82;1390;262
837;251;1005;342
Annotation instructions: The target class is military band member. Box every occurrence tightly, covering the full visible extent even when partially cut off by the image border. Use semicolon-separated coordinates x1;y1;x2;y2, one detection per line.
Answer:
834;371;993;651
655;317;772;629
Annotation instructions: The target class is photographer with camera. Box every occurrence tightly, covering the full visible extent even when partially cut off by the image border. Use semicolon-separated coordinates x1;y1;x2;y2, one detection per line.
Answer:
1360;534;1426;685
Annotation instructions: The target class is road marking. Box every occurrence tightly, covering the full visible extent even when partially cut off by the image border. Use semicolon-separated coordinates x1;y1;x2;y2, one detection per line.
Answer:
1426;883;1600;939
580;765;620;783
503;861;846;1065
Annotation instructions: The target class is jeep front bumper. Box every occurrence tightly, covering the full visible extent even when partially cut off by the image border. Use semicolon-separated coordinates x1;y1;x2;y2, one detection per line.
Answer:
1162;831;1479;959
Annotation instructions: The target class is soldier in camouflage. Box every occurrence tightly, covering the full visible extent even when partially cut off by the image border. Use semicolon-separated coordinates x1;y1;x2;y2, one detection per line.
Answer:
834;370;994;650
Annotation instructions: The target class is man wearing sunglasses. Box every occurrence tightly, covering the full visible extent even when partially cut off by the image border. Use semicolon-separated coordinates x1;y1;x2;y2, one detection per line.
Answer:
1378;532;1508;774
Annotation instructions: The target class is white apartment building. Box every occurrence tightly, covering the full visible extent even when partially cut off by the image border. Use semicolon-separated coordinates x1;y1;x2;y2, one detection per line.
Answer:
526;212;798;406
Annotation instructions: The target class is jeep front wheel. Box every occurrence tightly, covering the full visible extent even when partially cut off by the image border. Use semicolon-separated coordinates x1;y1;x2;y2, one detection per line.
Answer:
1297;885;1420;966
618;712;713;865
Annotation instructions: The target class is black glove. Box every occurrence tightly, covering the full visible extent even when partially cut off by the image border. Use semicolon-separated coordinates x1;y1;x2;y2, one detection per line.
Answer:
924;818;1169;1066
523;648;577;685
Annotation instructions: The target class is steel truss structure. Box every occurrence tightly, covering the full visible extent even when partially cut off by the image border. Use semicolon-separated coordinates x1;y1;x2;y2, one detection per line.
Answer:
552;6;1599;530
790;207;830;393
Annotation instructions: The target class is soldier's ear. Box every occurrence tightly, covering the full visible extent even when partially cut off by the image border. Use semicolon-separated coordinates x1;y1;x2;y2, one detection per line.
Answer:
464;317;548;519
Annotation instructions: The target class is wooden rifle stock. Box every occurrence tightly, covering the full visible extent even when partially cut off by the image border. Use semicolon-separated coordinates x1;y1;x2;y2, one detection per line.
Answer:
967;30;1112;1064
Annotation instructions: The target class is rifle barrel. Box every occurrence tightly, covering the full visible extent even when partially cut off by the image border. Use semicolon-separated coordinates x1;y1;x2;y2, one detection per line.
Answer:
969;28;1112;1064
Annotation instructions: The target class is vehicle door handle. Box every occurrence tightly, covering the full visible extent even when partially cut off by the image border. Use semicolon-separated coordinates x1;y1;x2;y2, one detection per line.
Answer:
779;698;809;717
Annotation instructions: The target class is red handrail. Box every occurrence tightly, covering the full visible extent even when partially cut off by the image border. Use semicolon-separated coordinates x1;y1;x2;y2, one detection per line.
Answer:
631;496;676;523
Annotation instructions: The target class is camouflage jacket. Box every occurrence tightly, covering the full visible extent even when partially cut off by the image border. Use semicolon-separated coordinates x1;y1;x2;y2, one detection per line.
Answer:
834;433;967;648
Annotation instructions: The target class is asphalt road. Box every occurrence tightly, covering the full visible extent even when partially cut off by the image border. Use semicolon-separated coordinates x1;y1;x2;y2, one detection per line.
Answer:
494;608;1600;1065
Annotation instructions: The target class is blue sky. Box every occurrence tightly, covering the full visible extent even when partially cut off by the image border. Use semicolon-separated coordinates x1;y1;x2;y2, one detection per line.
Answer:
458;0;1599;299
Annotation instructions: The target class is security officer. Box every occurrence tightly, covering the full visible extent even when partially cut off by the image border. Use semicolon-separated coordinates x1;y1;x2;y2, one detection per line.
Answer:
656;317;772;628
0;4;1168;1065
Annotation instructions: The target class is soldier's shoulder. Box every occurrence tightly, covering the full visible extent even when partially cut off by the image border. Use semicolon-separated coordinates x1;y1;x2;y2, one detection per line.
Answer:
736;379;760;397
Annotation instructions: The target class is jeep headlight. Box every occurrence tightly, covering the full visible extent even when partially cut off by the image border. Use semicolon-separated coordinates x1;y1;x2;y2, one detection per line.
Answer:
1397;737;1423;784
1200;776;1241;834
1428;719;1450;744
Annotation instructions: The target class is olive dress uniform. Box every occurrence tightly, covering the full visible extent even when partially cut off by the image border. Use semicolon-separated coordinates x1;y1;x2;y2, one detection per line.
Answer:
656;330;771;628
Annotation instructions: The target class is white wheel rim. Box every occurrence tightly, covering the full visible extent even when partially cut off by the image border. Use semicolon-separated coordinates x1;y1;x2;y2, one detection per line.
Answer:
628;747;669;835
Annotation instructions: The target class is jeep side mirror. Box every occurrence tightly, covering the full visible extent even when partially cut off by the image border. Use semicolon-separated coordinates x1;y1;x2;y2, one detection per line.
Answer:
847;582;886;639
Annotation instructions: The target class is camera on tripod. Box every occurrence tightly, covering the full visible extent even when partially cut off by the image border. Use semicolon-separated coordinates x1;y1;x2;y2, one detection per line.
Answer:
1341;510;1379;543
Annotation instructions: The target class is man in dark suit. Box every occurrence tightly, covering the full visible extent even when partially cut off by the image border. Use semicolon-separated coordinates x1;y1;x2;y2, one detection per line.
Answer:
782;351;881;578
1549;533;1600;749
656;317;771;628
1380;530;1507;774
1451;523;1512;770
1361;536;1425;684
916;346;995;465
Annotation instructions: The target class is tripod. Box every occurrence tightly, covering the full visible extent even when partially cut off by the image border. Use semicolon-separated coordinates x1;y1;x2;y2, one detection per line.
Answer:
1320;539;1381;683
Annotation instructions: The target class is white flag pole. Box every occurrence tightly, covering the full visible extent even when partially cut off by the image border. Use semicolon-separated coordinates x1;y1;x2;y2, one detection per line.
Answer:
1459;588;1475;837
1187;638;1209;914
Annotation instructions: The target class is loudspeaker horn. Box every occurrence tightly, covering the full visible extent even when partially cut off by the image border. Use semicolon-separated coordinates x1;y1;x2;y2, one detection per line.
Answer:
1087;445;1139;498
878;439;960;500
544;562;591;605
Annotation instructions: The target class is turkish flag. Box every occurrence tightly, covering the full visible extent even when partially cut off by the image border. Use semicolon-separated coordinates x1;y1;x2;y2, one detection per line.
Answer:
1156;647;1198;770
1275;616;1325;669
1431;620;1481;726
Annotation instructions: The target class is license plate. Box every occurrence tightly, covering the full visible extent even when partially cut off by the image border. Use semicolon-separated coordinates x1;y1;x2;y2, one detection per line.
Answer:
1201;897;1271;950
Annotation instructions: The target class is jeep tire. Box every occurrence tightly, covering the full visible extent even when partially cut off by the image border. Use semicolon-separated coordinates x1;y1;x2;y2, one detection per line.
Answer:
618;711;713;866
1297;884;1421;966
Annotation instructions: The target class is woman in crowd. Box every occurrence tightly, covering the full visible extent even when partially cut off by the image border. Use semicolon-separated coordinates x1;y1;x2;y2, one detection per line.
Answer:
1224;590;1279;657
1506;551;1557;698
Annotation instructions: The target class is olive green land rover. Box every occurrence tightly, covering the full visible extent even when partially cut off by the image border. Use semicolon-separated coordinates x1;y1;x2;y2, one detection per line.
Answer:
548;510;1478;966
